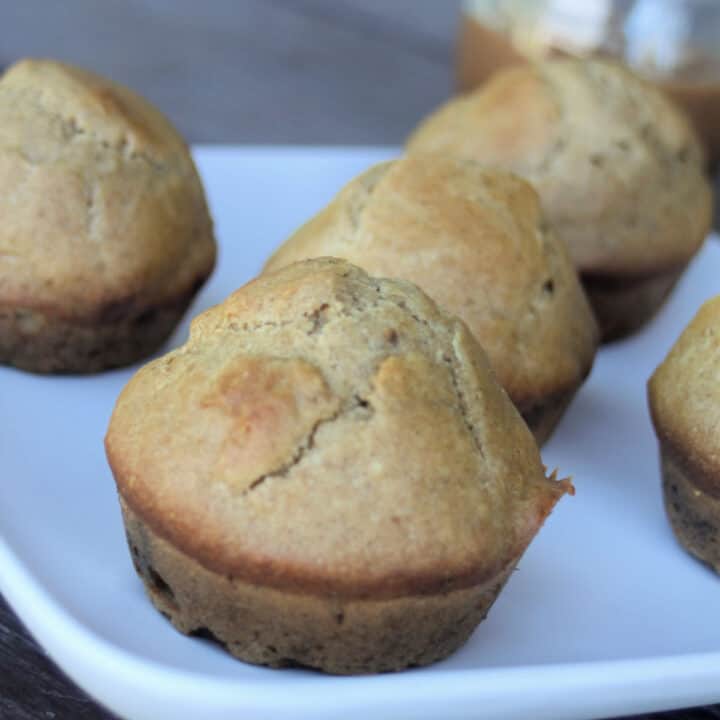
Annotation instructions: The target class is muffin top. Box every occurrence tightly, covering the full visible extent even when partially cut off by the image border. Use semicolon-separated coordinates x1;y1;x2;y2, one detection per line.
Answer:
649;296;720;492
107;258;568;599
265;154;598;413
0;59;215;319
408;59;712;277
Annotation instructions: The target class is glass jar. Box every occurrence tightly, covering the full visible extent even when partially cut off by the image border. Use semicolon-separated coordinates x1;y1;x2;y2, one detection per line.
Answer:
457;0;720;167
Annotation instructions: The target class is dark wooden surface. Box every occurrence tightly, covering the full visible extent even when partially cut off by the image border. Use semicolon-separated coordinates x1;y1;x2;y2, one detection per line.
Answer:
0;597;114;720
1;2;719;718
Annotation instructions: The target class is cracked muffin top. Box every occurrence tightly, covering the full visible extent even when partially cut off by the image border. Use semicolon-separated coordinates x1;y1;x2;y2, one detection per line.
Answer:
106;258;569;599
407;59;712;277
265;155;597;415
0;59;215;319
649;295;720;493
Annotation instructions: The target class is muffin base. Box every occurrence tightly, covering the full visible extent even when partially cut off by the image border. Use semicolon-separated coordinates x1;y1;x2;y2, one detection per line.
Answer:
582;266;684;343
0;283;204;374
661;446;720;573
520;386;578;446
120;499;516;675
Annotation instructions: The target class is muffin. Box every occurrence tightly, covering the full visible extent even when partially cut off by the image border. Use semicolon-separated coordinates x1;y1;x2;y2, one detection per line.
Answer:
0;59;216;373
648;296;720;572
106;257;571;674
408;59;712;342
265;154;598;445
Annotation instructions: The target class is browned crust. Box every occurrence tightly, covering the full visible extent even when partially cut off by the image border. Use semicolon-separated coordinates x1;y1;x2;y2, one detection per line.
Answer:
647;296;720;489
581;265;684;343
263;157;599;422
113;438;568;600
0;58;217;353
660;443;720;573
0;274;208;373
409;60;712;279
116;485;557;601
107;258;570;601
121;498;516;674
651;423;720;501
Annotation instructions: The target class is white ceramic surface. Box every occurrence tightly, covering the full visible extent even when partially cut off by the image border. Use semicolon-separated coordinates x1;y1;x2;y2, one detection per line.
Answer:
1;147;720;720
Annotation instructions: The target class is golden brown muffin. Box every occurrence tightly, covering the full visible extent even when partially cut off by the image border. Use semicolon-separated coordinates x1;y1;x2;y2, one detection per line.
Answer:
408;59;712;342
0;59;216;373
264;155;598;445
106;257;570;674
648;296;720;573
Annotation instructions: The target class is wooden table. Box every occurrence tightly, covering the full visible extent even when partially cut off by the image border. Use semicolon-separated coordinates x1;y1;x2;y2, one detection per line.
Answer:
1;2;718;718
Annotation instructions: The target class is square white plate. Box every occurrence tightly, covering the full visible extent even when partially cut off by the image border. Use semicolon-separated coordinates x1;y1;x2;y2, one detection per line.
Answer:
1;147;720;720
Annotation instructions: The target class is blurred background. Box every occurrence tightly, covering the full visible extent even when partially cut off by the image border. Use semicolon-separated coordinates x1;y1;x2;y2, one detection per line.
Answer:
1;1;460;144
5;0;720;157
2;0;719;160
5;0;720;172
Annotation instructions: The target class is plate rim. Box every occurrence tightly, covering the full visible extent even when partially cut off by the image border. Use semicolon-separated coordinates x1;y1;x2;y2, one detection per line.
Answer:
2;145;720;720
3;533;720;720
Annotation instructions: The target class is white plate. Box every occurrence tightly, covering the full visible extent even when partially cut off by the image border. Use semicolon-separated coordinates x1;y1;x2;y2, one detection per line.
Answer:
1;146;720;720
